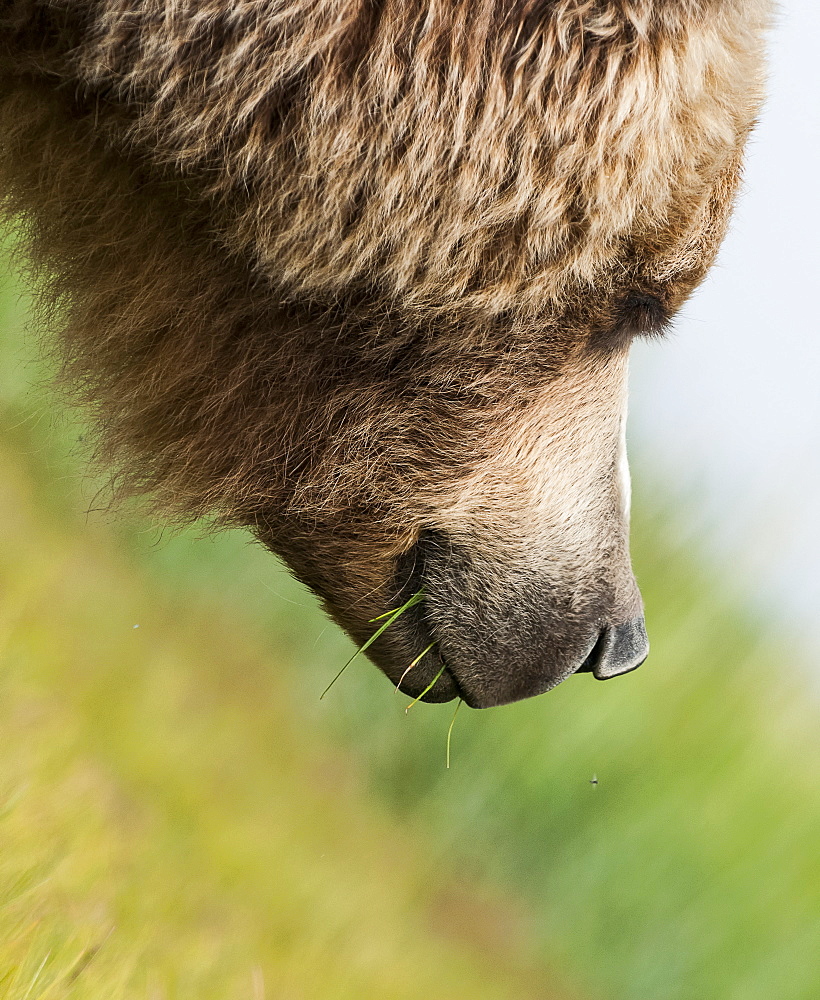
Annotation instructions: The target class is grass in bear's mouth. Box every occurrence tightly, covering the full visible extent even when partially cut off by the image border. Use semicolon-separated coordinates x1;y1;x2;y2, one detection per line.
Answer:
446;699;463;769
320;588;426;699
404;663;447;713
399;649;462;769
396;641;436;691
321;587;458;767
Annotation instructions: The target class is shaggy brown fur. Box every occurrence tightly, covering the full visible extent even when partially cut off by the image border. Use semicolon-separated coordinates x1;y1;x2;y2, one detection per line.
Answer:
0;1;770;706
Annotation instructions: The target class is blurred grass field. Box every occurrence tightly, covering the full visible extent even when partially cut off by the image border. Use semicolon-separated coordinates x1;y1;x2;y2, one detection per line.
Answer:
1;233;819;999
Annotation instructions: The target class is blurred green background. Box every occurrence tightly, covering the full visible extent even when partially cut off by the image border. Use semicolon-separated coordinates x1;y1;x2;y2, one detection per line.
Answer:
1;231;819;1000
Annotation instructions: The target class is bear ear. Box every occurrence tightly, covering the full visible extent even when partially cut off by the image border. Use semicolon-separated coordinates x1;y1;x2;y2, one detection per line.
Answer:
589;292;671;354
616;293;671;341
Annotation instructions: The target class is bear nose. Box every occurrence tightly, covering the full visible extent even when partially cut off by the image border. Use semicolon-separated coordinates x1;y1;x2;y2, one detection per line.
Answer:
576;617;649;680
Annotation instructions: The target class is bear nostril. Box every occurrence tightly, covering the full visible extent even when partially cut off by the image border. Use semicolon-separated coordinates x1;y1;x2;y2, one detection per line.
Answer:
577;617;649;680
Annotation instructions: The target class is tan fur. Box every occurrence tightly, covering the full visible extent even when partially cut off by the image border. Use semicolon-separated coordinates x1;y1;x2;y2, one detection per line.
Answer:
68;0;769;318
0;1;771;705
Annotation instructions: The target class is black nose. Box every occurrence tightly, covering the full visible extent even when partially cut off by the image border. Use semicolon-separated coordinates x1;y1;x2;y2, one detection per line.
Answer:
576;617;649;680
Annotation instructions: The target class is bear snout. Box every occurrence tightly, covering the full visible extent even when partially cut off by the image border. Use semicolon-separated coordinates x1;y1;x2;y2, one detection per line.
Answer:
377;528;646;709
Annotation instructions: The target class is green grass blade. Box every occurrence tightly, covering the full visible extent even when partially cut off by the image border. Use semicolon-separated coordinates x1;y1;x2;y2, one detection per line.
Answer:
396;641;436;691
446;699;463;769
368;588;425;623
405;663;446;713
320;589;425;699
368;609;399;623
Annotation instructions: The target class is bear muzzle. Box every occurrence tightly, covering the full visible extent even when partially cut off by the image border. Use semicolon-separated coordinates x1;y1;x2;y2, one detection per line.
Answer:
373;528;648;709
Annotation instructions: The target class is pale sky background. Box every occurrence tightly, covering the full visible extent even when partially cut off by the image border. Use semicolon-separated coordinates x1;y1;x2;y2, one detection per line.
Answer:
629;0;819;649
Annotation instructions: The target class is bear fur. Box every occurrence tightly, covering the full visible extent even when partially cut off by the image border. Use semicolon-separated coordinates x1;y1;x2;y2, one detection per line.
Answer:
0;1;771;705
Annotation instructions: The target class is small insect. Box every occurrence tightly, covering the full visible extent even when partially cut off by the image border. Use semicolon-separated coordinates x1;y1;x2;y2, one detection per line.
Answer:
589;774;598;788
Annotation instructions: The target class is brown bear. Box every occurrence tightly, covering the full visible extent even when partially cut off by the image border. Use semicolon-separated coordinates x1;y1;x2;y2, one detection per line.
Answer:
0;1;770;707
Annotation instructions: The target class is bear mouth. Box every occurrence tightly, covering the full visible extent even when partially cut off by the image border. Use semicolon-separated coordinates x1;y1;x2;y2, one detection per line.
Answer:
377;529;648;709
